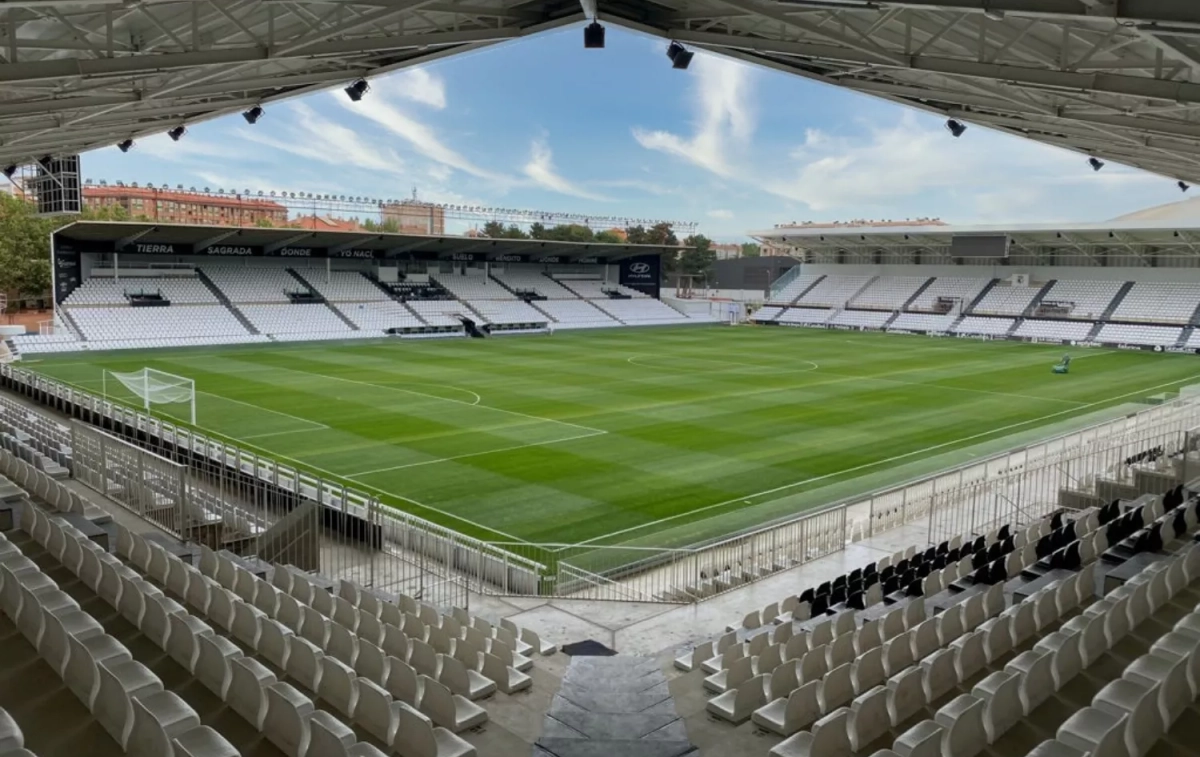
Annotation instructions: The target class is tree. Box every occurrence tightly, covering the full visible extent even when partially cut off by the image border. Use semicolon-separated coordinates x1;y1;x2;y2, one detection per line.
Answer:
480;220;528;239
255;217;275;228
540;223;593;243
594;229;623;244
679;234;717;279
0;193;58;300
741;242;761;257
529;222;547;239
79;203;131;222
362;218;400;233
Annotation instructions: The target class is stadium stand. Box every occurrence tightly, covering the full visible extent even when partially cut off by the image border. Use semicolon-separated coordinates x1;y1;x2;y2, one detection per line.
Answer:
777;308;833;326
406;301;468;328
908;278;993;314
591;298;695;325
69;306;253;343
338;302;426;332
1111;282;1200;325
432;273;516;301
889;313;958;333
850;277;930;311
1013;319;1096;343
294;271;390;303
200;265;302;304
768;274;822;305
63;275;218;306
554;277;648;300
526;300;619;329
667;483;1200;757
951;317;1016;337
488;269;578;299
797;276;875;308
238;304;355;336
829;310;892;329
1094;324;1183;347
465;300;548;328
972;286;1041;316
1038;280;1125;320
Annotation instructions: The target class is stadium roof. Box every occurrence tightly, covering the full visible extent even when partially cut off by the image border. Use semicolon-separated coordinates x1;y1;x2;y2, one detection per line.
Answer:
54;221;678;260
8;1;1200;183
751;219;1200;256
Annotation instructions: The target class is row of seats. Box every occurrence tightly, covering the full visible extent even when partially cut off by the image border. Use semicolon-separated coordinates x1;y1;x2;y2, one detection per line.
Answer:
530;300;619;329
487;270;578;299
850;277;929;311
68;306;251;342
889;541;1200;757
768;274;823;305
64;276;217;307
109;524;480;757
293;271;388;303
797;276;874;308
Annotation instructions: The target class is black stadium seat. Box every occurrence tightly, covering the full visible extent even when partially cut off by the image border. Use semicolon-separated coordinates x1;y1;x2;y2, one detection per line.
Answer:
816;581;831;597
799;587;815;605
988;560;1007;584
811;594;829;615
906;579;924;597
847;591;865;610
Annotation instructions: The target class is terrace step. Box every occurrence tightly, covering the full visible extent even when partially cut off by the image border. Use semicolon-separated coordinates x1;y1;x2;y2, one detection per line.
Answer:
964;278;1000;315
900;276;937;311
789;274;826;305
1100;280;1135;320
1023;279;1058;317
196;268;259;335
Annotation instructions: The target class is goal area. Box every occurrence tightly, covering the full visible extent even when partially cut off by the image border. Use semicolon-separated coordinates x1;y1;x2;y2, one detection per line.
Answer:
103;368;196;425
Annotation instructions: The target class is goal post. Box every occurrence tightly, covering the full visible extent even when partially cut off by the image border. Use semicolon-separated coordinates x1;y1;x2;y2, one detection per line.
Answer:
103;368;196;425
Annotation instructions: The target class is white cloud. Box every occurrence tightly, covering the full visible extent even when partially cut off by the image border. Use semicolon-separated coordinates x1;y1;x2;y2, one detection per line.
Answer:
130;132;247;163
707;209;734;219
763;111;1173;221
239;102;407;178
633;53;755;177
375;68;447;110
522;138;610;201
335;89;507;183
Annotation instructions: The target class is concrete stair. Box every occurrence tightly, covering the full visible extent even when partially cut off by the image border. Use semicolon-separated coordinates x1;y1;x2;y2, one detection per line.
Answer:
900;277;937;311
964;278;1000;315
1023;279;1058;317
58;309;87;341
1177;326;1194;349
1100;280;1135;320
535;656;695;757
788;274;826;305
287;269;359;331
196;268;260;335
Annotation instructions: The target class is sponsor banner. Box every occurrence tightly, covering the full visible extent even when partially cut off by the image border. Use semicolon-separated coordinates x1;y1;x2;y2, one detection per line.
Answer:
448;252;477;262
328;248;377;259
537;255;565;264
125;242;194;255
1166;347;1200;355
955;333;993;340
1098;342;1159;352
618;254;660;298
52;245;81;305
490;253;528;263
576;256;606;264
277;247;323;258
204;245;258;256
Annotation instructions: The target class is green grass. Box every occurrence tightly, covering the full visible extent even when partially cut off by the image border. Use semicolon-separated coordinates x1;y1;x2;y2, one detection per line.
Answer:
24;327;1200;551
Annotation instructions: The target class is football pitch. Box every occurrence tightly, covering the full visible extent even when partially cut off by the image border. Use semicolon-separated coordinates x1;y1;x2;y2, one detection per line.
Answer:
23;326;1200;550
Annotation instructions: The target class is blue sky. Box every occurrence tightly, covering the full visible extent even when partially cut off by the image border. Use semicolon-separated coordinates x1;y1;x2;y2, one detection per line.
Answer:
85;25;1190;241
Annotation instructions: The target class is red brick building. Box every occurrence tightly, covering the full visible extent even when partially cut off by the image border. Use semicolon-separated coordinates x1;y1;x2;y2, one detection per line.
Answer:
83;185;288;226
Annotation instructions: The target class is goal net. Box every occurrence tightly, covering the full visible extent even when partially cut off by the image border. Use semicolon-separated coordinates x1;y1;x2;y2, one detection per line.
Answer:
103;368;196;425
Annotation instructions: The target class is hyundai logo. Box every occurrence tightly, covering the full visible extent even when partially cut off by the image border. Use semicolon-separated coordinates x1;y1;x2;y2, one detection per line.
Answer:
629;262;651;274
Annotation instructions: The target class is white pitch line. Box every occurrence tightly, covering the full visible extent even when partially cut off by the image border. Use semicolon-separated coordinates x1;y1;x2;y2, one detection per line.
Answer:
346;429;609;478
239;427;330;441
245;363;607;435
196;391;330;430
575;371;1200;546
